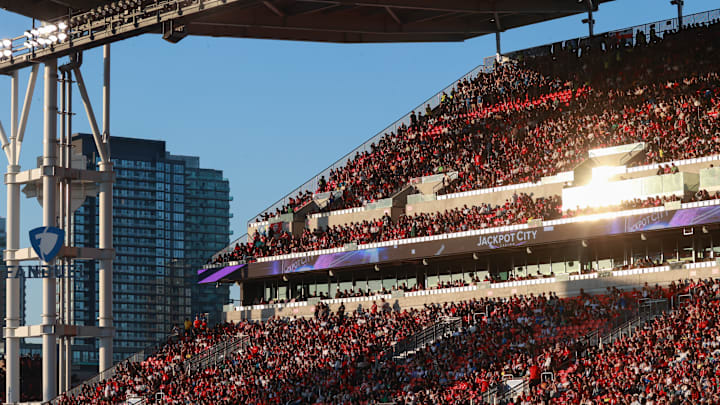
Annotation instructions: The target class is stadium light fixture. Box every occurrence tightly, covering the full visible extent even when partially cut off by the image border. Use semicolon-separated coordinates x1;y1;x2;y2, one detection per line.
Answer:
282;275;288;282
2;39;12;48
641;233;647;241
1;50;11;58
374;264;380;272
329;270;334;277
422;259;429;266
472;252;480;260
581;240;589;248
526;247;533;255
703;226;710;234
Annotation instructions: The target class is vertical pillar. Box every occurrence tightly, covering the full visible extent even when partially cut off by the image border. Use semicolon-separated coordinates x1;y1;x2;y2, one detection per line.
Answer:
588;10;595;37
675;0;684;29
65;68;74;392
42;59;58;402
57;69;66;394
98;44;114;373
5;71;21;404
495;32;501;63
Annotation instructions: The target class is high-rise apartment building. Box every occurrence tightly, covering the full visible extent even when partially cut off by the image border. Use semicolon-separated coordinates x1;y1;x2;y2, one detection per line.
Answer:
70;134;231;365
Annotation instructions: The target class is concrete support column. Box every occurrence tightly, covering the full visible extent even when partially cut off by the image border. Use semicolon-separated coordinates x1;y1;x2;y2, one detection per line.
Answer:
42;59;58;402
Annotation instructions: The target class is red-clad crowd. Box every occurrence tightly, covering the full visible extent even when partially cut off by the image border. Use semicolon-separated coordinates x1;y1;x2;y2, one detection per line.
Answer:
69;277;720;405
217;188;720;264
219;193;562;263
256;20;720;222
516;278;720;404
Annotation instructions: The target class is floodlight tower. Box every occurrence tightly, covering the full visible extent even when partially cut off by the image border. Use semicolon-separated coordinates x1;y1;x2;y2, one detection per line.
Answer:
1;45;115;402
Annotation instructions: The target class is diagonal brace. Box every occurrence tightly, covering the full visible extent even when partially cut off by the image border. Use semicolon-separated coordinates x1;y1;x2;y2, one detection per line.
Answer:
14;64;40;165
0;120;9;161
72;66;109;163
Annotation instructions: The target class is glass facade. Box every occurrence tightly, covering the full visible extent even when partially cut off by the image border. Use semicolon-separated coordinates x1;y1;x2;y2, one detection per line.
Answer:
71;134;231;365
244;227;720;304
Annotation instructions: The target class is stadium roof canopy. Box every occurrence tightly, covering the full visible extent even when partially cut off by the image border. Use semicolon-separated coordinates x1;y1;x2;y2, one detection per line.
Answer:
1;0;615;43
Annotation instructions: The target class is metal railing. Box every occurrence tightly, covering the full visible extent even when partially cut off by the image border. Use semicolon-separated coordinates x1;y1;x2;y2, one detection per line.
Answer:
485;299;670;405
598;298;669;348
184;334;251;374
380;317;462;361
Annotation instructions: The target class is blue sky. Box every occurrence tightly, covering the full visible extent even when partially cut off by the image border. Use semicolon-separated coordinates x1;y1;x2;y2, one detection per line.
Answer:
0;0;718;326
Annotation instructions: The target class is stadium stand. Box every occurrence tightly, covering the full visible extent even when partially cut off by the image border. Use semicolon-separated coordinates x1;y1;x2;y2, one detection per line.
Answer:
51;12;720;405
226;18;720;266
56;277;716;404
252;19;720;226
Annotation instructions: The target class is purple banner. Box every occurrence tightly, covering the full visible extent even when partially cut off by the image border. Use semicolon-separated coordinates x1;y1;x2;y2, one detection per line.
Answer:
202;204;720;283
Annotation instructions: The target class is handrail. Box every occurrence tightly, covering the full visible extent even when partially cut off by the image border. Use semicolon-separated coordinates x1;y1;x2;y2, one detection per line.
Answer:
494;300;669;404
380;317;462;361
184;334;251;375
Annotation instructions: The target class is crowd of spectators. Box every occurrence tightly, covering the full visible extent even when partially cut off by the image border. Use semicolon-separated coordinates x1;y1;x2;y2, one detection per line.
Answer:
520;278;720;404
59;282;654;404
218;193;562;263
218;186;720;264
255;20;720;223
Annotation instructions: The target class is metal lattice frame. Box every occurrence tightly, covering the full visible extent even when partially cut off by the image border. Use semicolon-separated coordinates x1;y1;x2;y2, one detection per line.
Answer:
1;47;115;402
0;0;613;74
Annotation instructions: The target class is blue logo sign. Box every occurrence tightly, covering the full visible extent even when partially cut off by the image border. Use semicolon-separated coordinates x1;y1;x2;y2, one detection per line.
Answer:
29;226;65;262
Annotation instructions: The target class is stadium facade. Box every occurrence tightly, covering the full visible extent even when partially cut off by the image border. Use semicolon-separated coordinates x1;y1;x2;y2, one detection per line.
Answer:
70;134;232;365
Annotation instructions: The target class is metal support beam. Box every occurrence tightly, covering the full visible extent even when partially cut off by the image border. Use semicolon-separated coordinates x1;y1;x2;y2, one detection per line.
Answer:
58;67;66;394
4;70;21;405
674;0;684;29
385;6;402;25
495;31;501;62
72;64;109;163
98;44;114;373
587;9;594;37
61;66;74;394
0;120;9;159
263;0;286;16
41;58;58;402
15;64;40;165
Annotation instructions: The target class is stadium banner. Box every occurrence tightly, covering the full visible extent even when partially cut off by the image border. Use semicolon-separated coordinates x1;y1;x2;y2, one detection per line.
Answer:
201;204;720;282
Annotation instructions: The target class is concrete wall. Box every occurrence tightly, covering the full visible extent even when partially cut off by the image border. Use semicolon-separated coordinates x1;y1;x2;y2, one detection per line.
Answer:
224;263;719;322
407;182;564;216
307;206;403;231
